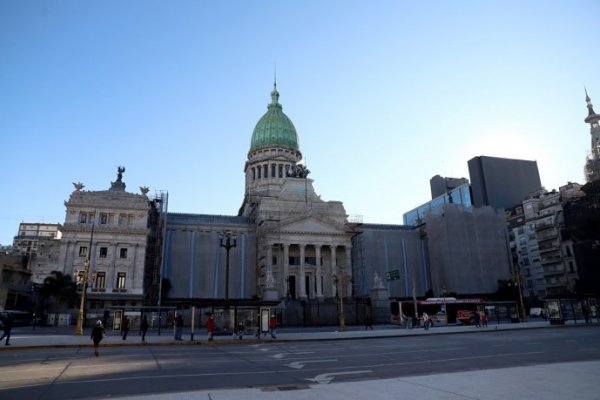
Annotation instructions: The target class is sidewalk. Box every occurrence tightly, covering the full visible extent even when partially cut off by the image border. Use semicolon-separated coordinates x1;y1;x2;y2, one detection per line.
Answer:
0;318;581;350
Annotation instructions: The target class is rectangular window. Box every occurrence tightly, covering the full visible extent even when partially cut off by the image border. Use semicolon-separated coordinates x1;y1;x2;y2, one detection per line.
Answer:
118;214;126;226
99;247;108;258
278;164;283;178
271;164;276;178
100;213;108;224
272;256;277;266
79;213;87;224
305;257;316;266
116;272;126;289
79;246;88;257
95;272;106;289
120;248;128;259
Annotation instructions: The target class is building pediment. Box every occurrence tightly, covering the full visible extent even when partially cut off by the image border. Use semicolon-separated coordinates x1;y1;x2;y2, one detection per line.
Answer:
279;216;345;235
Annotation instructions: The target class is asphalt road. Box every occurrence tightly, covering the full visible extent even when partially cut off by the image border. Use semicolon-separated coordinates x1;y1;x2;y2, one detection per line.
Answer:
1;327;599;400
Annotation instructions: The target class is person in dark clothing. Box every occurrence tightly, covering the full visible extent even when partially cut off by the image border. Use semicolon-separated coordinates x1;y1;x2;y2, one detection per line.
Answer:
364;315;374;330
90;320;105;356
0;313;13;345
583;303;591;324
174;314;183;341
140;315;149;342
121;315;130;340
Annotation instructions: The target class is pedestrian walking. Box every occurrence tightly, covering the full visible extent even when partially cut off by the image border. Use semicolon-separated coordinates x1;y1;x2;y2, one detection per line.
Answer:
0;312;13;345
364;315;373;330
473;310;481;328
121;315;130;340
206;314;215;341
402;313;411;329
90;320;105;357
481;310;488;328
422;312;430;330
582;302;591;324
173;314;184;341
269;314;277;338
140;315;148;342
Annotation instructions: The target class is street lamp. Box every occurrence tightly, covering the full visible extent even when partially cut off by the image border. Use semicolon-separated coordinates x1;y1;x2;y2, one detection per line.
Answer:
75;259;91;335
219;231;237;301
333;271;346;332
75;216;95;336
442;287;447;325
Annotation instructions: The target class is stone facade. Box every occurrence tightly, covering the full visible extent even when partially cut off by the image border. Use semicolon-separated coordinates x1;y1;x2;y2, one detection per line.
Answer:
56;170;154;310
163;86;353;306
0;254;31;311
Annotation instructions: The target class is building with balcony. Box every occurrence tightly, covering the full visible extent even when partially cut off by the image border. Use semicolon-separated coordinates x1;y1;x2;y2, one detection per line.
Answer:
13;223;61;257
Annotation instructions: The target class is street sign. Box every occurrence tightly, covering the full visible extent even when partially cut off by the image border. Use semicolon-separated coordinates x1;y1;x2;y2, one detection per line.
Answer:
386;270;400;281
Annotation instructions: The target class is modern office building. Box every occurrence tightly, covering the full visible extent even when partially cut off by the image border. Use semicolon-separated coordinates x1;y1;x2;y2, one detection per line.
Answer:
468;156;543;210
403;181;472;225
429;175;470;199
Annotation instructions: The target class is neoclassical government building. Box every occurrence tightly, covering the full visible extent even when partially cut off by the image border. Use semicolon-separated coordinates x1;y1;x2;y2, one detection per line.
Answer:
53;83;516;327
165;84;354;304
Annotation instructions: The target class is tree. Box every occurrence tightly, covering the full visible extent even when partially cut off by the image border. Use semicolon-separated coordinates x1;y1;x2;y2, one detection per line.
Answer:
40;271;77;313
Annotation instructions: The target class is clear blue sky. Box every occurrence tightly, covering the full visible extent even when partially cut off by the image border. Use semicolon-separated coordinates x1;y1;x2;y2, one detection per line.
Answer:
1;1;599;245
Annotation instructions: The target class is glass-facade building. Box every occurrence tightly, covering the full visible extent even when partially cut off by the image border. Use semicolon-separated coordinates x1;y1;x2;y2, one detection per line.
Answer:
403;183;472;225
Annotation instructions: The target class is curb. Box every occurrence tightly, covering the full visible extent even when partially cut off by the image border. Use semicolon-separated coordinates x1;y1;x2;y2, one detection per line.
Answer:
0;322;585;352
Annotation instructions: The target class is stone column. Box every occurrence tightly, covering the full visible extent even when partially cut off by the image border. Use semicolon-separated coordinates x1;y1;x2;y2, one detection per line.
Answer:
283;243;290;296
299;244;306;298
330;245;337;296
315;245;323;297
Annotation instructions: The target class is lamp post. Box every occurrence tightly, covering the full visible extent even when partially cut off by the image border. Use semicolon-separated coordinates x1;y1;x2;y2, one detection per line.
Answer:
334;270;346;332
442;287;447;325
75;215;95;336
219;231;237;301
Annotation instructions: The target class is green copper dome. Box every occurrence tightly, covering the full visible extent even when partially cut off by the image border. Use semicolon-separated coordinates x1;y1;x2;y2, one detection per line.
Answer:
250;85;299;153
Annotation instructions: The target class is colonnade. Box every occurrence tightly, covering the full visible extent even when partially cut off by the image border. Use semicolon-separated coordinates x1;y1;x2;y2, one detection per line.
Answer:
263;241;352;299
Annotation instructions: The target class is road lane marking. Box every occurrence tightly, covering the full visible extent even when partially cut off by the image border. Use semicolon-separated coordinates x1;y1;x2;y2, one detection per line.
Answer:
285;359;337;369
306;370;372;384
271;351;315;359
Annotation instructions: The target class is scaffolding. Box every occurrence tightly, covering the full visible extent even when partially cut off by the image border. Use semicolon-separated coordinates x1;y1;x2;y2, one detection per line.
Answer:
144;191;168;307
